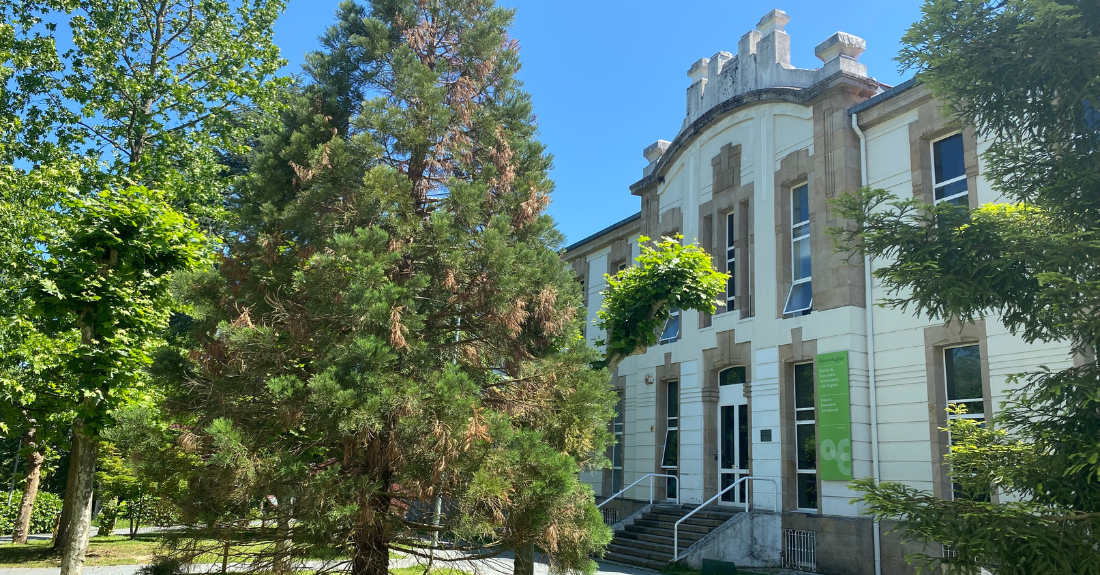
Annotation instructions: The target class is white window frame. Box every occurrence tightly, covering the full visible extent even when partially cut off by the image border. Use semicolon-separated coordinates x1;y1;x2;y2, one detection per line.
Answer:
931;133;969;206
793;362;817;512
611;393;624;492
661;381;680;499
659;308;681;344
783;183;812;315
726;211;736;311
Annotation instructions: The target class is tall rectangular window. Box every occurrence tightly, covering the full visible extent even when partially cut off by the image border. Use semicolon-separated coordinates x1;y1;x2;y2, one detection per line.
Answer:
611;393;624;493
783;184;812;315
932;133;968;206
794;362;817;510
726;211;736;310
661;381;679;499
944;345;990;501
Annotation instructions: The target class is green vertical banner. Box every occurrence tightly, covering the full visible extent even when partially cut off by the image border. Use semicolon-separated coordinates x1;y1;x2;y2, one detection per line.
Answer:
816;351;852;481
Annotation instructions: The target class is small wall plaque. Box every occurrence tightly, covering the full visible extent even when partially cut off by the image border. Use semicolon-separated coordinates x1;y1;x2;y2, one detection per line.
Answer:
645;373;655;385
760;429;773;442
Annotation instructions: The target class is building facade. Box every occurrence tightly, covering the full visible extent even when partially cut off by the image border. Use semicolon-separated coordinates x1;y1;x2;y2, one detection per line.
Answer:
564;9;1076;575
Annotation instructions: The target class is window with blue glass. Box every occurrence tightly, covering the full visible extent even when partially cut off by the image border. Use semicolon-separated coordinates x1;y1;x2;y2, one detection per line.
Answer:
783;183;812;315
659;308;680;344
932;133;968;206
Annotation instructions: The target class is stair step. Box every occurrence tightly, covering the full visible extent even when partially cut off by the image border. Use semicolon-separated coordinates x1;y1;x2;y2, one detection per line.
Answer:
603;551;671;571
617;530;701;546
608;537;676;555
606;542;673;561
649;506;743;522
642;513;729;527
632;519;712;534
623;524;707;540
620;526;704;543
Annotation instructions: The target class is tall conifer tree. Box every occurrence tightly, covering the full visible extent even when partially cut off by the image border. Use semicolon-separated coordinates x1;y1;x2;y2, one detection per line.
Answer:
831;1;1100;573
160;2;615;575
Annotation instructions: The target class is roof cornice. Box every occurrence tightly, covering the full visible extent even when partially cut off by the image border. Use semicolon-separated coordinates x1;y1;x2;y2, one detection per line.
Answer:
630;72;882;195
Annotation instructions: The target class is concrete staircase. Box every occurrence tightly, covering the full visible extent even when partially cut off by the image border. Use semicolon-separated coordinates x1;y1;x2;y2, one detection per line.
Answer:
603;504;741;570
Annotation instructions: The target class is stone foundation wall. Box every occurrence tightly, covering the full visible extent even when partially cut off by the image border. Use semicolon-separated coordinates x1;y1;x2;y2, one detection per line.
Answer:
781;513;939;575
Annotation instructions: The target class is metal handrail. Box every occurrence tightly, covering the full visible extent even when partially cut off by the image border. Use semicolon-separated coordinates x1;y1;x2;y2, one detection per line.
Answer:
596;473;680;509
672;476;778;561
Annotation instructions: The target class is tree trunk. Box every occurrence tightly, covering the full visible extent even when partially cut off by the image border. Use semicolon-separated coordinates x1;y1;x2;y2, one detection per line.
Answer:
58;422;99;575
53;431;84;550
12;425;44;544
272;490;292;575
513;542;535;575
351;487;390;575
129;492;143;539
351;523;389;575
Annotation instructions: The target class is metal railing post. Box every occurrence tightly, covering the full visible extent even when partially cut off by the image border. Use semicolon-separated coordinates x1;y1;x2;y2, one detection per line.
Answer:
597;473;681;509
672;476;779;561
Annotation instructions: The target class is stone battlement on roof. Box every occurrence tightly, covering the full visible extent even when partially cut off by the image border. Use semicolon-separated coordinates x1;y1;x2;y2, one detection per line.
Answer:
642;9;869;176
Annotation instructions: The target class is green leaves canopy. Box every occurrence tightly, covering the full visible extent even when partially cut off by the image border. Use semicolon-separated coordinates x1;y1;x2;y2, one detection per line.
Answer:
26;187;206;431
596;235;728;370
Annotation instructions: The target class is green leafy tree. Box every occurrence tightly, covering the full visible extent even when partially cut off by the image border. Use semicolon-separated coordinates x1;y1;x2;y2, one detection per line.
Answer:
23;187;206;574
155;3;616;575
596;235;729;370
830;1;1100;573
7;0;288;225
1;1;286;570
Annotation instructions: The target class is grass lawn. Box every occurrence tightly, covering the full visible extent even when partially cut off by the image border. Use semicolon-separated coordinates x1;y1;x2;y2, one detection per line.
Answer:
0;534;162;568
0;533;410;570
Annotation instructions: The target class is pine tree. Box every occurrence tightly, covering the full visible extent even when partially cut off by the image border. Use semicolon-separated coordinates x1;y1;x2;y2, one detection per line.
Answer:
157;2;616;575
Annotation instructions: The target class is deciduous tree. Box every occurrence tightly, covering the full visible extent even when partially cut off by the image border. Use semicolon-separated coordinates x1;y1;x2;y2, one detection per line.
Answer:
1;2;285;571
596;236;728;371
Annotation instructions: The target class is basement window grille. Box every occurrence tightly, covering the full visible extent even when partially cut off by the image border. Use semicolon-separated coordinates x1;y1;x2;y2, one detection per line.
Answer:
783;529;817;572
601;508;619;526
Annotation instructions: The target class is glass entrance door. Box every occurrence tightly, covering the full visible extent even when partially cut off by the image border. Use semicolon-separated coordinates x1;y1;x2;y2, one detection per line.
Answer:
718;367;750;506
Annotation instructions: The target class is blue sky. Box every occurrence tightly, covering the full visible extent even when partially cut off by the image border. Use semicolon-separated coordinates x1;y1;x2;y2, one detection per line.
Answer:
274;1;925;244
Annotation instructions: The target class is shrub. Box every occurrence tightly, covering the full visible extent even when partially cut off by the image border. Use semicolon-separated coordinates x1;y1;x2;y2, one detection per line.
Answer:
0;491;63;536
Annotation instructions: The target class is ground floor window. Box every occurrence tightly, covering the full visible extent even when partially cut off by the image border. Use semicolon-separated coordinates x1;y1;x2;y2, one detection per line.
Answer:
794;362;817;510
944;344;991;502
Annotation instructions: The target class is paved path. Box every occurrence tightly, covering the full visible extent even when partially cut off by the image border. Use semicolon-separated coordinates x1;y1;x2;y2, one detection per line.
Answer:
0;528;162;545
0;549;661;575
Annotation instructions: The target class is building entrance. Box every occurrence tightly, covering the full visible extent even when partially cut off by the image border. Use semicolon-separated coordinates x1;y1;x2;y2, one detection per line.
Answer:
718;368;750;506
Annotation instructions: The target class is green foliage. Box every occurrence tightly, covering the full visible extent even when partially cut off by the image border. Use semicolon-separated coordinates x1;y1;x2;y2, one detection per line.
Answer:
151;2;616;574
0;490;62;535
24;187;207;430
595;235;728;369
831;1;1100;573
3;0;289;225
97;404;178;535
